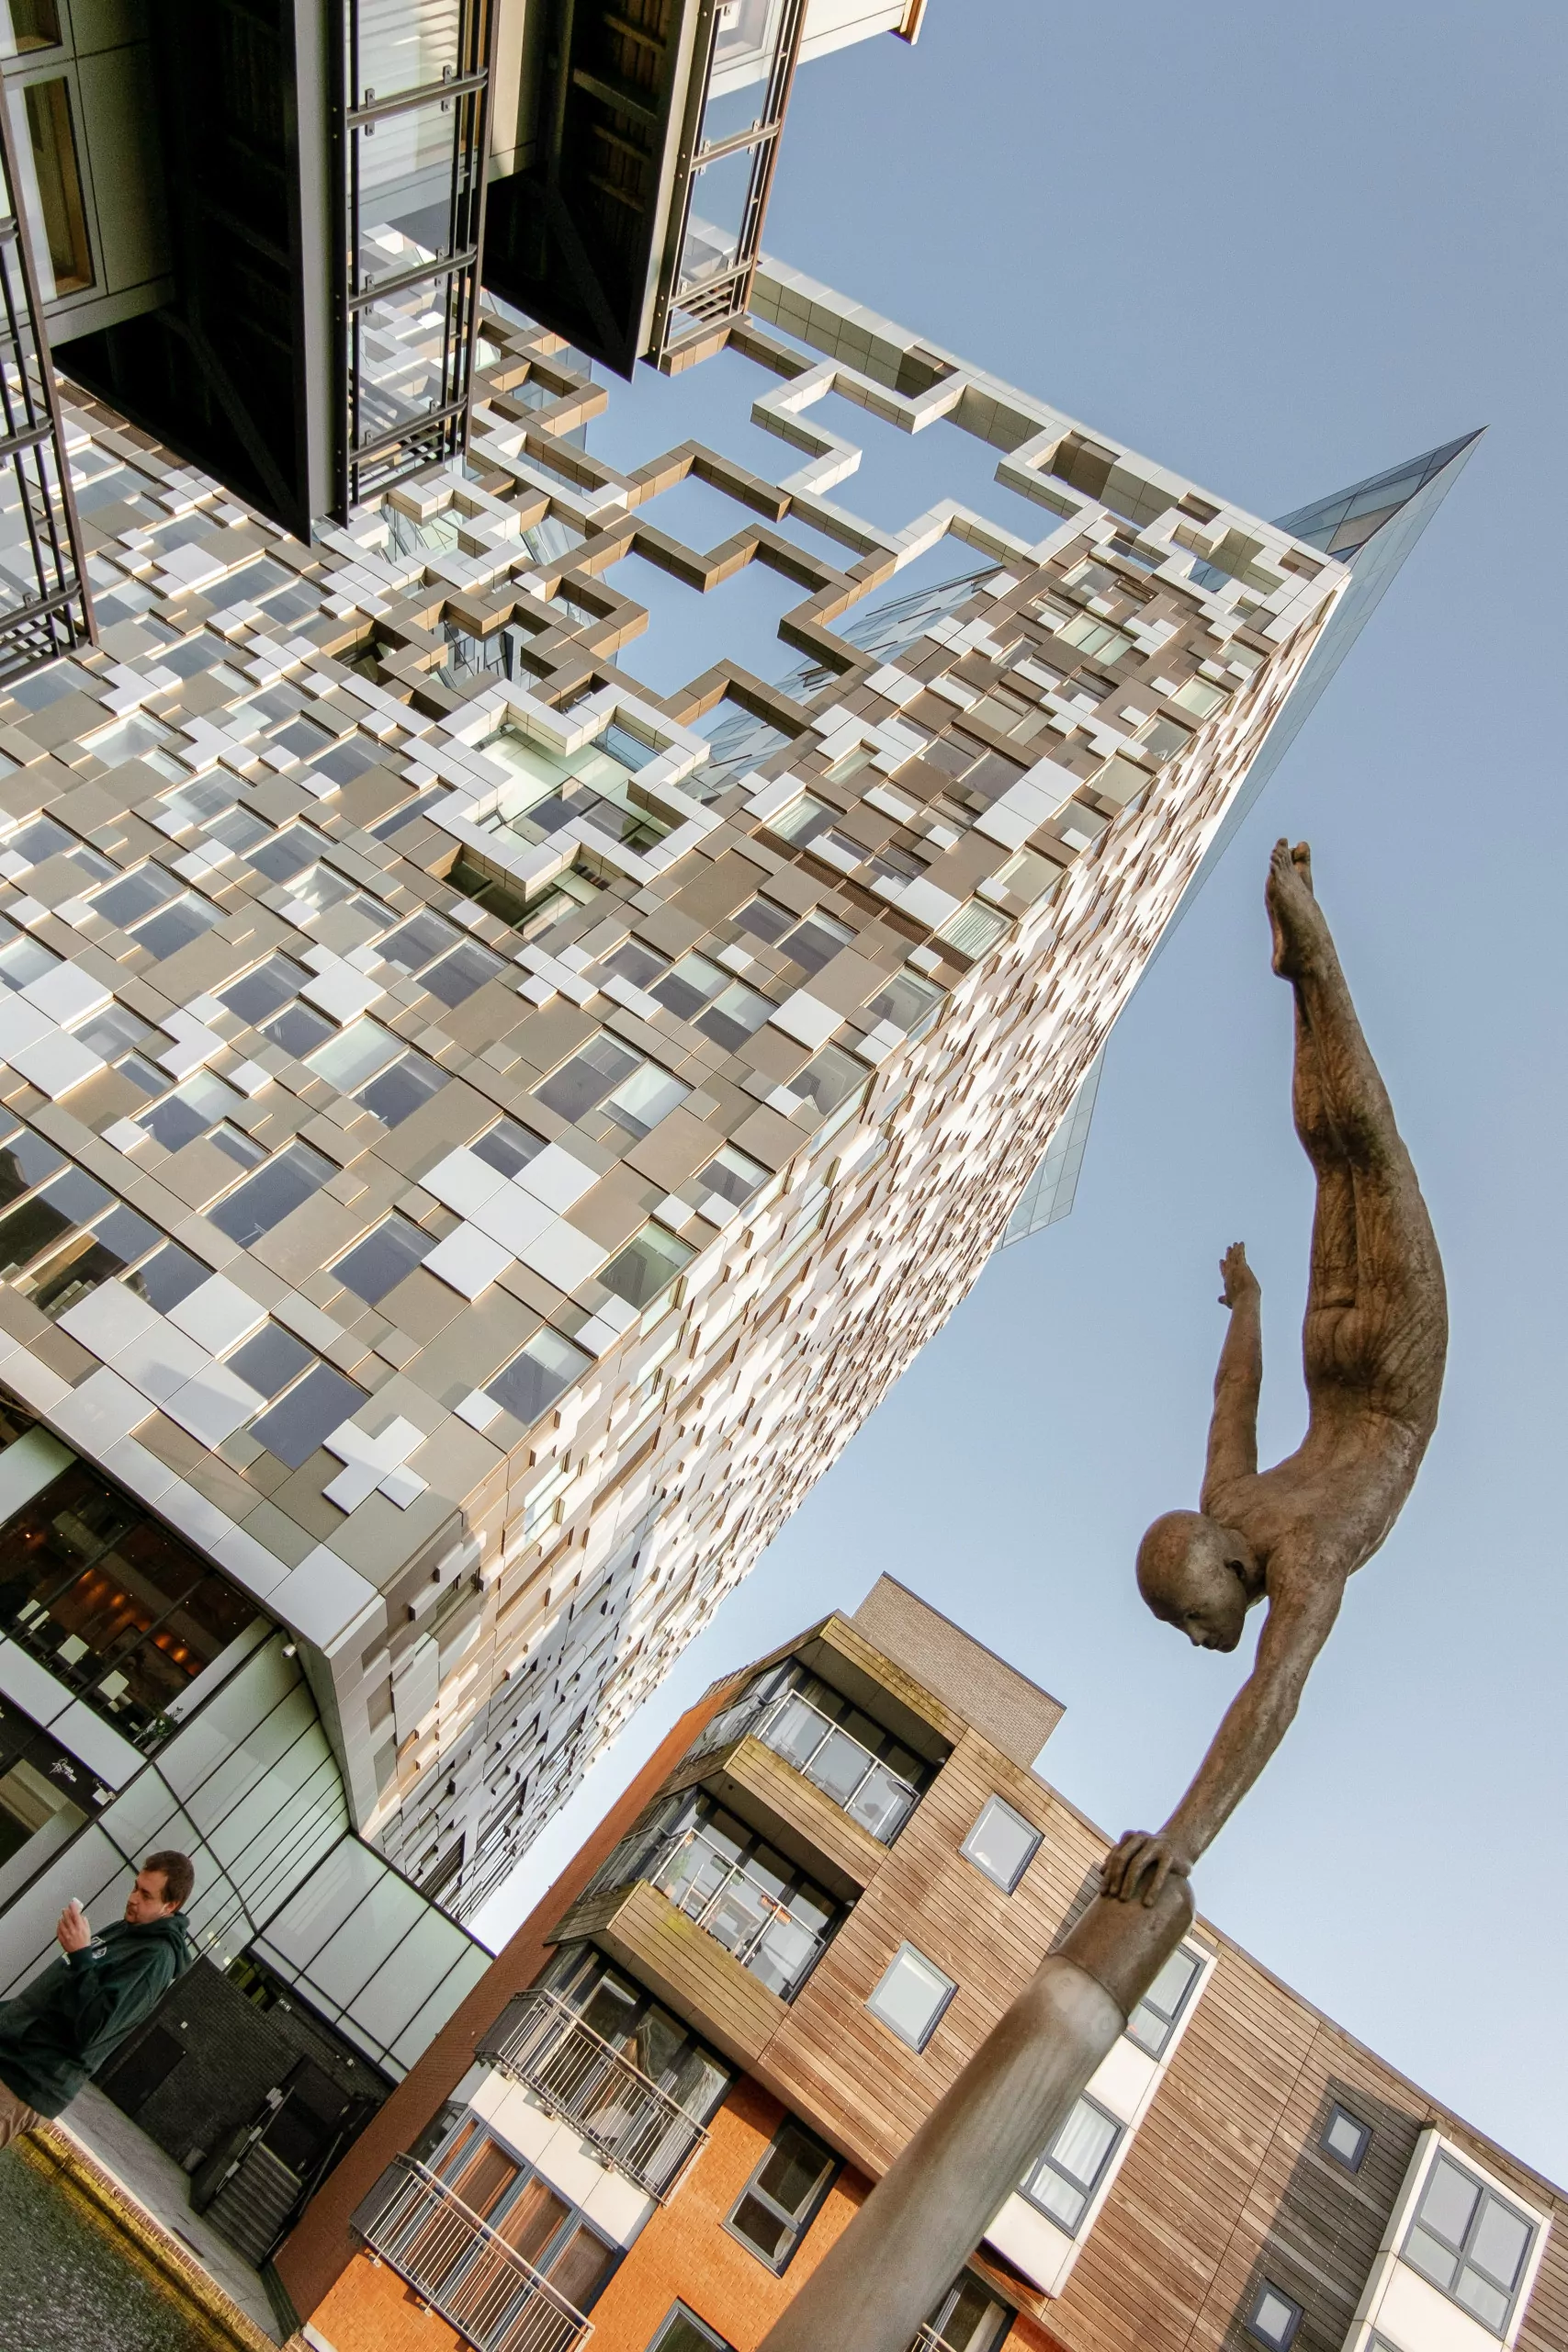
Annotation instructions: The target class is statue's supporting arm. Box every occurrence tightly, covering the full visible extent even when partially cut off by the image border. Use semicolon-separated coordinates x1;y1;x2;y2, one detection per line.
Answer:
1201;1242;1261;1507
1107;1569;1344;1904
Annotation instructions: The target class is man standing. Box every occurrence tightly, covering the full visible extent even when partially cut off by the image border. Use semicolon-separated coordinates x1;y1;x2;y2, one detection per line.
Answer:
0;1851;196;2148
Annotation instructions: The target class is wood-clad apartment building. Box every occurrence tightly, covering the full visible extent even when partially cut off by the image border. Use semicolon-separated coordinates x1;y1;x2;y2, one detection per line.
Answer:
275;1579;1565;2352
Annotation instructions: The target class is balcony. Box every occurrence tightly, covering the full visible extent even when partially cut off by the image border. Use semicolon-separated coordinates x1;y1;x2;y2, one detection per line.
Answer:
691;1672;923;1843
647;1826;829;1998
476;1986;710;2201
359;2155;591;2352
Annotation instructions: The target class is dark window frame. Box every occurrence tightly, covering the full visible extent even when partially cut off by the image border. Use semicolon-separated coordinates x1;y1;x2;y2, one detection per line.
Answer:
1402;2150;1538;2335
723;2116;840;2277
648;2305;734;2352
960;1794;1042;1894
1020;2093;1122;2236
1321;2102;1372;2174
1124;1939;1205;2057
865;1940;957;2053
1245;2279;1304;2352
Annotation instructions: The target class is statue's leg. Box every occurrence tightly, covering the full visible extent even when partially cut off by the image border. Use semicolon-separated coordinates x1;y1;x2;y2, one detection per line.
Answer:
1268;842;1445;1409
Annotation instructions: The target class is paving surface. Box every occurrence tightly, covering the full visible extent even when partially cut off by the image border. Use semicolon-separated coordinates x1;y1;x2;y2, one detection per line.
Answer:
55;2084;284;2343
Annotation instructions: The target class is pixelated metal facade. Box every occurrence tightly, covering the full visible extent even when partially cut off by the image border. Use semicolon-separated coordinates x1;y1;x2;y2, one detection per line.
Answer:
0;256;1344;1921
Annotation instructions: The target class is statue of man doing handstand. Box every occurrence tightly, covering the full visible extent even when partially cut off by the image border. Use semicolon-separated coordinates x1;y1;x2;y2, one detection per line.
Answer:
1104;840;1448;1905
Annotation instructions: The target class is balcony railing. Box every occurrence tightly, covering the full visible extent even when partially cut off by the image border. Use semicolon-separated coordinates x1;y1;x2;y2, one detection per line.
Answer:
647;1827;828;1997
476;1988;710;2201
690;1685;920;1844
358;2156;591;2352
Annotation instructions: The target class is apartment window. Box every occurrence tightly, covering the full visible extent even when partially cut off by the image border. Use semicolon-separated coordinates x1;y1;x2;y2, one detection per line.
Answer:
250;1363;366;1469
226;1323;312;1401
2;4;63;56
535;1033;690;1138
923;2273;1014;2349
649;2308;733;2352
1403;2153;1536;2334
427;2122;618;2312
16;73;94;298
727;2119;837;2274
600;1222;694;1313
538;1946;729;2126
1125;1941;1203;2057
1021;2095;1121;2233
961;1795;1041;1894
209;1143;336;1247
1321;2103;1371;2174
698;1144;770;1214
0;1453;254;1750
866;1943;955;2052
1245;2282;1303;2352
331;1215;435;1306
486;1326;593;1430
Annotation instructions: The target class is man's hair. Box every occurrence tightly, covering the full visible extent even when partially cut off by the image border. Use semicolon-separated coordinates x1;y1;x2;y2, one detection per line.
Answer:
142;1851;195;1909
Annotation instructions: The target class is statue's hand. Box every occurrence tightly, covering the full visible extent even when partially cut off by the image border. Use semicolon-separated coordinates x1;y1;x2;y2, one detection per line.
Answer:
1101;1830;1192;1906
1219;1242;1259;1308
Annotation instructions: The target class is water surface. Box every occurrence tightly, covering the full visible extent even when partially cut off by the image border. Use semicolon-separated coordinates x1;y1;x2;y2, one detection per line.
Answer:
0;2144;228;2351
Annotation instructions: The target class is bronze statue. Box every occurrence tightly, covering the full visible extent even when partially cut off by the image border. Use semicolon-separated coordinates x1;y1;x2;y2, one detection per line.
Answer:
1104;840;1448;1905
761;842;1450;2352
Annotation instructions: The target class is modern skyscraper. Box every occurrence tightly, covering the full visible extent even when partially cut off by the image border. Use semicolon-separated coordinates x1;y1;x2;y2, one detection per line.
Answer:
0;223;1465;2036
272;1578;1567;2352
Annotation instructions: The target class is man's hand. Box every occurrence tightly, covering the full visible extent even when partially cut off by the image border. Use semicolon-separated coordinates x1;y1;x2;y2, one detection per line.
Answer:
1220;1242;1259;1308
1101;1830;1192;1907
56;1900;90;1955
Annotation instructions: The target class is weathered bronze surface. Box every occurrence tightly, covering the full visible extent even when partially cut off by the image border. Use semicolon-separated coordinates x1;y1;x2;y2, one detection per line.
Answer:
756;845;1448;2352
1106;841;1448;1904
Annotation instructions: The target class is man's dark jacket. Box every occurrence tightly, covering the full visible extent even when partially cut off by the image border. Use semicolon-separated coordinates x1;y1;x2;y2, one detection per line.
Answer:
0;1914;192;2117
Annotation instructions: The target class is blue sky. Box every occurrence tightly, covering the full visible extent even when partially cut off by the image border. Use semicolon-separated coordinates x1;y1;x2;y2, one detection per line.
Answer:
476;3;1568;2185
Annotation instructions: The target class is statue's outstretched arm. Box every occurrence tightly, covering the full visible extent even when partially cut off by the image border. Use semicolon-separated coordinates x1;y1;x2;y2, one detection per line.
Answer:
1201;1243;1261;1510
1103;1567;1344;1904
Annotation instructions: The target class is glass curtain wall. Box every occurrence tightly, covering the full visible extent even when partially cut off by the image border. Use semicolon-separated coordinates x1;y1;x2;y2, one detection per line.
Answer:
339;0;493;514
0;60;91;681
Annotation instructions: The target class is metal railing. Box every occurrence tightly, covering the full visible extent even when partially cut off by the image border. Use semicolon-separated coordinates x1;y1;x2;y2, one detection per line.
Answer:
0;97;95;683
476;1988;710;2201
358;2156;592;2352
689;1683;920;1844
645;1826;829;1997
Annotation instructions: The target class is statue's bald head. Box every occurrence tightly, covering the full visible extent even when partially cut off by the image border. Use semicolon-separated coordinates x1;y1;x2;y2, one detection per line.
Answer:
1136;1510;1259;1650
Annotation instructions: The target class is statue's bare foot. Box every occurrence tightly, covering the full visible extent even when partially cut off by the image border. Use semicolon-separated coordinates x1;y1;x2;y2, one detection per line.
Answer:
1266;838;1330;978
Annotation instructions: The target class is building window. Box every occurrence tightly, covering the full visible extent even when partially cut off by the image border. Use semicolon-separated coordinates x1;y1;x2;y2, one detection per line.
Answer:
426;2120;619;2311
1245;2281;1303;2352
2;5;64;57
1321;2103;1371;2173
961;1795;1041;1893
536;1945;730;2128
1021;2095;1121;2234
922;2272;1014;2350
649;2310;734;2352
16;74;95;299
727;2120;837;2275
866;1943;956;2052
1125;1940;1204;2056
0;1435;255;1751
1403;2153;1537;2335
